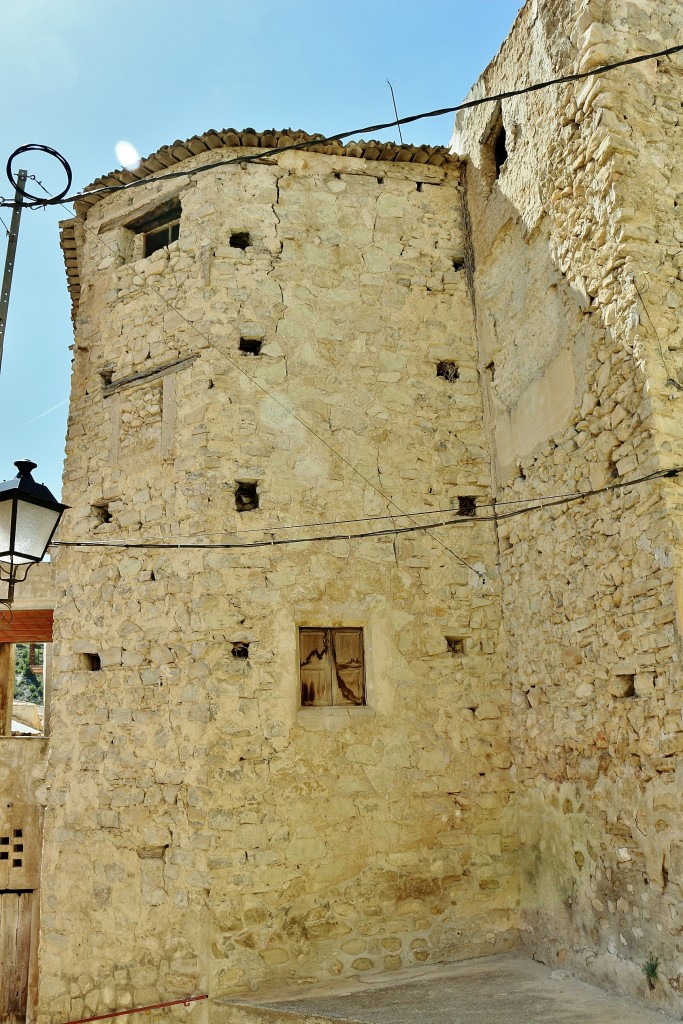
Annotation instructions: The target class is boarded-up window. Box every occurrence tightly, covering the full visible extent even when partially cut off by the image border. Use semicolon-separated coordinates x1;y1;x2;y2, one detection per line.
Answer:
299;628;365;707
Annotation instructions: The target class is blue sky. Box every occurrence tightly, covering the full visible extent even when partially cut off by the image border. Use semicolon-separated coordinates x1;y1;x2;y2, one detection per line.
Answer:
0;0;522;498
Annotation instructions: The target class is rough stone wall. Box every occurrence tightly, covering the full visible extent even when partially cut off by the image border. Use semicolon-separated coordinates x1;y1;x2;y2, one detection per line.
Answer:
453;0;683;1012
40;147;515;1021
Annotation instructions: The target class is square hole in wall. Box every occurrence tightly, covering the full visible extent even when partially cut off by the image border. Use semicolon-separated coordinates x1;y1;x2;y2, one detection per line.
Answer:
12;859;22;868
81;653;101;671
239;338;262;356
436;361;459;382
446;636;465;655
614;674;636;698
231;642;250;659
457;496;477;517
235;481;259;512
230;232;250;250
91;503;112;525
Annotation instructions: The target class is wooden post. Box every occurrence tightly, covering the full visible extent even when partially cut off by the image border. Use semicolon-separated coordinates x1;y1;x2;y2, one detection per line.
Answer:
0;643;13;736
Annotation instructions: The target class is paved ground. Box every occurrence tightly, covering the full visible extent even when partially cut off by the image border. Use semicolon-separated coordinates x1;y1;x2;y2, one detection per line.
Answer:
221;954;681;1023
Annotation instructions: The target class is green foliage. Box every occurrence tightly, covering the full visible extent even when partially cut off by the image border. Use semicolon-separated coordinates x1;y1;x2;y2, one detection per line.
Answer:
642;953;659;990
13;643;44;706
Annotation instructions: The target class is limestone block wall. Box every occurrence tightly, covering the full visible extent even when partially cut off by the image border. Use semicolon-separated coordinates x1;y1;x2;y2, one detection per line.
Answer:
40;143;514;1021
453;0;683;1011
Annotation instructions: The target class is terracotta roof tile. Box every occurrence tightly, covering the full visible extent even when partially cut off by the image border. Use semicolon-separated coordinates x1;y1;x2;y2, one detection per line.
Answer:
60;127;460;322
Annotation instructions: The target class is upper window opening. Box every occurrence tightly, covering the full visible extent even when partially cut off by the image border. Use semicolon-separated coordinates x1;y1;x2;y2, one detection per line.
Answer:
493;124;507;178
230;232;250;250
129;200;182;258
299;627;365;708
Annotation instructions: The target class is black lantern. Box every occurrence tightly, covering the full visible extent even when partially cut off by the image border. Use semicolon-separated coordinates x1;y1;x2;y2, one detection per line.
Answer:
0;460;67;603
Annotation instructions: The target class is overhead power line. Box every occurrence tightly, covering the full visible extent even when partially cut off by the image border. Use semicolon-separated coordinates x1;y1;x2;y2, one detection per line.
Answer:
12;42;683;580
1;43;680;209
51;466;682;553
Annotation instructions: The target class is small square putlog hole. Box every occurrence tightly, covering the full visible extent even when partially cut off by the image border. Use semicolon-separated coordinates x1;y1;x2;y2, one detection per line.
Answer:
239;337;262;356
446;637;465;655
231;642;250;659
436;361;459;382
614;674;636;698
81;653;101;671
92;503;112;525
235;481;259;512
230;232;250;250
457;496;477;517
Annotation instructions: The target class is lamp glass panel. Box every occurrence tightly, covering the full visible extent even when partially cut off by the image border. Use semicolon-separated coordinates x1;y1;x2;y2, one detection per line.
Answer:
12;500;60;561
0;500;12;558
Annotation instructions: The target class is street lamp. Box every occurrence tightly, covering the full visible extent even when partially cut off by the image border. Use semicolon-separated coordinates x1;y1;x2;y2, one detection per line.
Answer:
0;460;67;604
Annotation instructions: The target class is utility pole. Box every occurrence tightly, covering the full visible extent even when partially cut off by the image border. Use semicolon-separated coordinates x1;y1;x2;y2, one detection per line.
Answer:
0;168;27;374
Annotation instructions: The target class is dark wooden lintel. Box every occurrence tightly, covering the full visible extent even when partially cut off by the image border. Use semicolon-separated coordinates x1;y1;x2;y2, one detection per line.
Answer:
103;354;199;397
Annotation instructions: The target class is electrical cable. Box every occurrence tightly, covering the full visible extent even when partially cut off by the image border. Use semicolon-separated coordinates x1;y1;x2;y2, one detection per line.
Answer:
5;144;72;207
1;43;680;209
51;465;682;552
11;43;682;575
632;275;683;392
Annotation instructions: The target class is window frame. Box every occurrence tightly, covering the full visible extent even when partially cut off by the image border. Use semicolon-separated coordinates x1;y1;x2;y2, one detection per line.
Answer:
127;198;182;259
298;626;366;708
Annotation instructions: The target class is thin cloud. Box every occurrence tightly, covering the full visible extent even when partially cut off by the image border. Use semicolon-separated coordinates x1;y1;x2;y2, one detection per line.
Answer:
24;397;69;426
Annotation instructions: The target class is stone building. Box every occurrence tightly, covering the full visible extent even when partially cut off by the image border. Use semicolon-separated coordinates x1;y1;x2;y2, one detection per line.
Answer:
1;0;681;1021
51;128;515;1018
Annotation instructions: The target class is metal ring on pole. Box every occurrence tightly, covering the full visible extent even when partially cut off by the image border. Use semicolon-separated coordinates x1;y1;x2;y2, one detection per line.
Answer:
6;145;73;205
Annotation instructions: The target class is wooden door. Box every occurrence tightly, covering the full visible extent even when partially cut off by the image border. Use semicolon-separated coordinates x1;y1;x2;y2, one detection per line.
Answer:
0;890;33;1024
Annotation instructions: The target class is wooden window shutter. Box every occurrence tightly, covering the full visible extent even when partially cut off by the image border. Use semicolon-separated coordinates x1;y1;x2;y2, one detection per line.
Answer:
299;629;331;706
330;628;365;706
